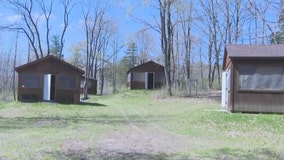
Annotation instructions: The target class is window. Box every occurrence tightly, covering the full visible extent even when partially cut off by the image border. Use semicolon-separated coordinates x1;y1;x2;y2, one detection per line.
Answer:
239;66;284;90
133;72;145;82
59;75;77;90
22;74;41;88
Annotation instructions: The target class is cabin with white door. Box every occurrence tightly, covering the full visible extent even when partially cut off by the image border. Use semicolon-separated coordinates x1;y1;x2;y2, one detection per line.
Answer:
222;44;284;113
15;55;84;103
127;61;165;89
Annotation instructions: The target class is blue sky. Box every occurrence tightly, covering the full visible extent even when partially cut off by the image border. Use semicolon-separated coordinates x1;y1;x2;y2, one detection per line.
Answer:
0;0;158;62
0;0;280;65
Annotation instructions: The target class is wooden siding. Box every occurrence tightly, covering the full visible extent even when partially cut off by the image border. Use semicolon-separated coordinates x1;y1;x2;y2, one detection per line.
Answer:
127;61;165;89
233;91;284;113
128;72;165;89
130;81;145;89
88;79;97;95
16;55;84;103
223;52;232;70
80;78;97;95
231;59;284;113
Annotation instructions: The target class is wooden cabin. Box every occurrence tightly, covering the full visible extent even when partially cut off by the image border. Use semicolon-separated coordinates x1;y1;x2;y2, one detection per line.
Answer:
15;55;84;103
222;44;284;113
127;61;165;89
81;77;97;95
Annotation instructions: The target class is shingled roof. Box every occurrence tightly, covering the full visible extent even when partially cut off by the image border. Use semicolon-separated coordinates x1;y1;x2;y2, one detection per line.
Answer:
15;55;84;74
127;61;164;73
225;44;284;58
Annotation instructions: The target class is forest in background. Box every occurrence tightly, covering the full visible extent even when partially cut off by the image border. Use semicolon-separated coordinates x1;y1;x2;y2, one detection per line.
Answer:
0;0;284;100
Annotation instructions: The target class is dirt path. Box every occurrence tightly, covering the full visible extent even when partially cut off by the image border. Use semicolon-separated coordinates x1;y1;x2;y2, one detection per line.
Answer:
95;105;193;159
96;125;192;159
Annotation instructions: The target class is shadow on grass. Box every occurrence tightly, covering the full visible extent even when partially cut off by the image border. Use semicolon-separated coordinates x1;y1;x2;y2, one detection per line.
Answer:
0;114;171;130
0;117;67;130
202;148;284;160
78;101;107;107
46;149;183;160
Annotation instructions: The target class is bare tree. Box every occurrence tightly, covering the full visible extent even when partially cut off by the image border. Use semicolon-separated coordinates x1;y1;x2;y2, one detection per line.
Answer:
82;2;91;99
111;32;123;94
38;0;52;56
13;32;19;100
0;41;16;100
248;0;272;44
7;0;45;59
82;0;110;98
98;23;112;95
178;1;193;95
69;43;84;68
59;0;75;58
221;0;244;44
199;0;228;89
199;0;218;89
131;0;178;95
158;0;175;96
3;0;73;59
135;29;153;64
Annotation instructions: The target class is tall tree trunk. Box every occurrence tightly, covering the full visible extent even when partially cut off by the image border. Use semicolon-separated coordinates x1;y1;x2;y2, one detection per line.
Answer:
111;37;122;94
83;14;90;99
112;52;117;94
99;66;104;95
208;39;213;89
13;32;18;100
199;50;204;90
159;0;173;96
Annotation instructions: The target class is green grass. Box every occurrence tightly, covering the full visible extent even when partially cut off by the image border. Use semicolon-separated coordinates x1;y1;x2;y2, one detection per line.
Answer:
0;90;283;159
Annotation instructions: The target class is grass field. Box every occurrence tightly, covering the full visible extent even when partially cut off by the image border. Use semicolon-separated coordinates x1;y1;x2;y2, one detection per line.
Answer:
0;90;283;160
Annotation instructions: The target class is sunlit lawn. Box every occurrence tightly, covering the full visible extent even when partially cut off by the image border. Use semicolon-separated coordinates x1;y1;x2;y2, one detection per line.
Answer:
0;90;283;159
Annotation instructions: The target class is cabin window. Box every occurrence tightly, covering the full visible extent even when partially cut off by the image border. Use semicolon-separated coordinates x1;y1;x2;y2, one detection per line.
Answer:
239;66;284;90
133;72;145;82
59;75;77;90
22;74;41;88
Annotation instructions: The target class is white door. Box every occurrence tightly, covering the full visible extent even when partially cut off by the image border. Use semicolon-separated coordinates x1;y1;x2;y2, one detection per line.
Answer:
222;72;227;108
145;72;148;89
43;74;51;101
226;69;231;108
222;69;231;109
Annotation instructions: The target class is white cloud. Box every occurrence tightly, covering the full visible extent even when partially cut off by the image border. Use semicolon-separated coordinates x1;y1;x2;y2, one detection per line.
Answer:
3;12;53;25
6;14;21;23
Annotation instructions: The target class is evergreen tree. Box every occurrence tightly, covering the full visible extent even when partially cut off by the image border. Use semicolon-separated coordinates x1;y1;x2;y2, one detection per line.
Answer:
117;42;138;87
116;56;133;86
50;35;63;58
125;41;138;67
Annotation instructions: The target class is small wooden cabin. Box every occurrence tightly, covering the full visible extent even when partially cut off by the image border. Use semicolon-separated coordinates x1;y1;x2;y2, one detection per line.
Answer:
15;55;84;103
81;77;97;95
222;44;284;113
127;61;165;89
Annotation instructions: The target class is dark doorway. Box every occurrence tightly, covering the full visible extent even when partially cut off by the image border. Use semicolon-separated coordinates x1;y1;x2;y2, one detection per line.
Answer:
147;72;154;89
50;75;55;100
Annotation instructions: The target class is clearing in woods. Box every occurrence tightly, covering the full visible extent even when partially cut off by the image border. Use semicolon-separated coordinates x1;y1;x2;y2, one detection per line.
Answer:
0;90;283;159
